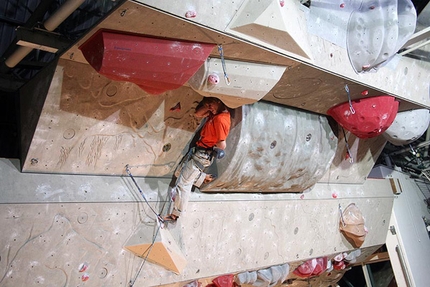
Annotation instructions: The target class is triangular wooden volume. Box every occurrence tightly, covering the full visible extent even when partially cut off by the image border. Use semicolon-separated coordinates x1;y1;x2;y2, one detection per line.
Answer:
227;0;312;59
124;222;186;274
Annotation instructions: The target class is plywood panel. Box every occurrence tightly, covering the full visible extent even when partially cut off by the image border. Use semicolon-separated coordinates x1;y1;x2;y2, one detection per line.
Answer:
61;1;298;68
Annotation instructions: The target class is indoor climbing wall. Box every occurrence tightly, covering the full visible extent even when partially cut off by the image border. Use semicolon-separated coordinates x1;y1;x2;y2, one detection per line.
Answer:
0;158;395;286
319;127;388;184
22;59;203;176
139;0;430;110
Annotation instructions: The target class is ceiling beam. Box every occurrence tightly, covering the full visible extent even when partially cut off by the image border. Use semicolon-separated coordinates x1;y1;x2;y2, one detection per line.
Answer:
16;27;72;54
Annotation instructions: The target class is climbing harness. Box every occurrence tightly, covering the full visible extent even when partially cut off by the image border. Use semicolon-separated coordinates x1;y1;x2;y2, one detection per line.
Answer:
344;84;355;114
218;44;231;85
125;164;165;223
342;128;354;163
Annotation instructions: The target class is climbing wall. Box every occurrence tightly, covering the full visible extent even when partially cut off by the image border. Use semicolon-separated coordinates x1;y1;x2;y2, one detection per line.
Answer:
22;59;203;176
0;159;395;286
203;102;337;192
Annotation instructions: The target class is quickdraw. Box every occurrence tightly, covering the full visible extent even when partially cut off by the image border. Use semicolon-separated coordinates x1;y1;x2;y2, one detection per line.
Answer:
218;44;231;85
344;84;355;114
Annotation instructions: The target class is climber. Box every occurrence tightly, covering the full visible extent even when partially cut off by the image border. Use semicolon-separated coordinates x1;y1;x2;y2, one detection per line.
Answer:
164;97;231;222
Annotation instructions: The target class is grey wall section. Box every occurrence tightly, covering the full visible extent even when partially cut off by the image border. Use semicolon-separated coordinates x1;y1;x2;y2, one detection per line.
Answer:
204;102;337;192
19;59;58;168
0;158;394;286
0;159;169;204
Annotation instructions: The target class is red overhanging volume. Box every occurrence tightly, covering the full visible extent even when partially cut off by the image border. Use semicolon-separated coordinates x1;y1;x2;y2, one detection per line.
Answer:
327;96;399;139
79;29;215;95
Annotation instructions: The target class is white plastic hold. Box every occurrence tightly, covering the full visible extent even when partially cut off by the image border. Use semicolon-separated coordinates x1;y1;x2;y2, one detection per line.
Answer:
188;58;286;108
383;109;430;146
344;249;361;263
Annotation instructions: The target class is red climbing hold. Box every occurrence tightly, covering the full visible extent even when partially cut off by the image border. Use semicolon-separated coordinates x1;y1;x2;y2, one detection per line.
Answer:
327;96;398;139
293;257;328;278
79;29;214;95
81;273;89;281
211;274;235;287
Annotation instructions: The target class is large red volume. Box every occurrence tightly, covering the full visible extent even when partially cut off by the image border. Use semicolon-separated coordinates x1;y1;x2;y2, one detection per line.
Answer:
327;96;399;139
79;29;215;94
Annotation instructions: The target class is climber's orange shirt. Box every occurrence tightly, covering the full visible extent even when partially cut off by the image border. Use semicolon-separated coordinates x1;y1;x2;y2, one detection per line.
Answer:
196;110;231;148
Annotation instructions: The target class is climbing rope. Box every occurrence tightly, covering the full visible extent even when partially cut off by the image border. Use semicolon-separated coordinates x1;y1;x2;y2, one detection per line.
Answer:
125;151;193;285
342;128;354;163
125;164;165;223
128;222;162;287
218;44;231;85
125;165;166;286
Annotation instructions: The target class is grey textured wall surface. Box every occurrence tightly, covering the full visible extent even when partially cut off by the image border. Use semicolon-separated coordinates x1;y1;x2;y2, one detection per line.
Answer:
204;102;337;192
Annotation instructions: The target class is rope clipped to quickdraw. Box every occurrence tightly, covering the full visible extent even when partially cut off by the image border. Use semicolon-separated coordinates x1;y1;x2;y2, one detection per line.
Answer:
218;44;231;85
342;128;354;163
125;164;165;223
344;84;355;114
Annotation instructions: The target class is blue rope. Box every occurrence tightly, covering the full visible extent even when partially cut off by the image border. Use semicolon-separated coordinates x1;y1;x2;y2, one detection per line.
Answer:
125;164;164;222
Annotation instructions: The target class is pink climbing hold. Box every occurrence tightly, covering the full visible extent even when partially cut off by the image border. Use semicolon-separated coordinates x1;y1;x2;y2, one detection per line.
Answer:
280;0;285;7
300;194;304;199
82;273;90;281
185;10;197;18
170;102;181;112
345;151;351;161
78;262;88;272
334;253;344;262
208;73;220;85
332;192;338;198
293;257;328;278
211;274;234;287
333;260;346;270
340;3;345;8
362;64;371;71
